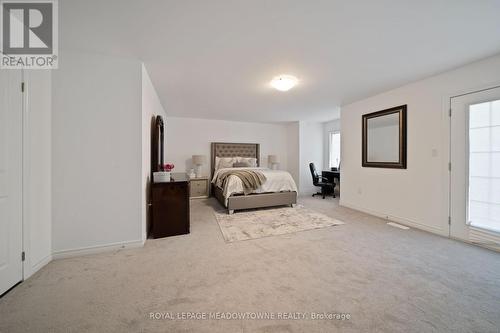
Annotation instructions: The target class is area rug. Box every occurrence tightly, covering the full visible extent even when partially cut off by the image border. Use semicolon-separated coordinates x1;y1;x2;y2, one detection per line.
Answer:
214;205;345;242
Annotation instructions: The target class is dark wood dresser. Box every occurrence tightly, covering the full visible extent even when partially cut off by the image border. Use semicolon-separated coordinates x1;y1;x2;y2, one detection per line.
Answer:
151;173;190;238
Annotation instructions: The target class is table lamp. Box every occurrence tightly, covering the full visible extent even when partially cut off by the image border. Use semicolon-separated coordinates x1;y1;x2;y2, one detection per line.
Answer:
192;155;206;177
268;155;279;170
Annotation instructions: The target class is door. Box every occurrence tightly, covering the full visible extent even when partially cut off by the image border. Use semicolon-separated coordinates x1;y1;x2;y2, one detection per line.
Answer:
450;86;500;246
0;70;23;295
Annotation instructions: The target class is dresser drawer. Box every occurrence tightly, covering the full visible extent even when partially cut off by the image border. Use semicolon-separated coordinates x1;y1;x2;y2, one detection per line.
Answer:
190;179;208;198
150;176;190;239
191;186;206;197
152;182;188;203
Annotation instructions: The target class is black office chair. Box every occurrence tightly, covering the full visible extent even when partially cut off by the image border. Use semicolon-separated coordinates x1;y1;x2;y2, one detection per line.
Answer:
309;163;336;199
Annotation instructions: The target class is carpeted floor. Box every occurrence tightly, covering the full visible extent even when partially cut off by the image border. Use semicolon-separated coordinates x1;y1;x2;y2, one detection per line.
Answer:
0;197;499;333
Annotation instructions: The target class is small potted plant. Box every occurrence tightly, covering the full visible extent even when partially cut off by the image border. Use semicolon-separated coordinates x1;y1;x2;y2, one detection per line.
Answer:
154;163;175;182
164;163;174;181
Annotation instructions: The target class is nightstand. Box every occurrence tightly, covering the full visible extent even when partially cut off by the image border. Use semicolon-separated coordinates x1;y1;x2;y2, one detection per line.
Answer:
189;176;209;198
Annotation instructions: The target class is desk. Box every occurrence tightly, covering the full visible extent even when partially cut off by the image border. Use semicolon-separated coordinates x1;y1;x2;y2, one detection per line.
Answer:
322;170;340;184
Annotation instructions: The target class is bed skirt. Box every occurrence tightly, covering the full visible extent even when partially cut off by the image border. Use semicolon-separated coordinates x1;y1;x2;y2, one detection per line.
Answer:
213;185;297;214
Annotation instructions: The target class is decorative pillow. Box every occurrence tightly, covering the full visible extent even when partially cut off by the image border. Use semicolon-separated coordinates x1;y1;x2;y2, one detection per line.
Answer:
233;162;250;167
237;157;257;167
215;157;237;170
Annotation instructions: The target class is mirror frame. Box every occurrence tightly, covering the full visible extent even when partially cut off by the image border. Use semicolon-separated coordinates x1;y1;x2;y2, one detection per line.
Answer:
151;115;164;174
362;105;407;169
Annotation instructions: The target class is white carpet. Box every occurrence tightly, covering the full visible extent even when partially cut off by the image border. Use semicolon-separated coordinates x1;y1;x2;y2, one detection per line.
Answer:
1;198;499;333
214;205;345;242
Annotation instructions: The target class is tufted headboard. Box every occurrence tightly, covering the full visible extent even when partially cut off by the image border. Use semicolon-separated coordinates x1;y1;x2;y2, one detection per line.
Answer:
211;142;260;177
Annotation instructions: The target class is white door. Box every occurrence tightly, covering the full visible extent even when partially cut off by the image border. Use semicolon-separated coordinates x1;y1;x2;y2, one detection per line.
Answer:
0;70;23;295
450;86;500;247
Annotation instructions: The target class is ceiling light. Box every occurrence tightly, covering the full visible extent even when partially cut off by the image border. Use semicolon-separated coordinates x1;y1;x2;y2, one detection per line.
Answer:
270;75;298;91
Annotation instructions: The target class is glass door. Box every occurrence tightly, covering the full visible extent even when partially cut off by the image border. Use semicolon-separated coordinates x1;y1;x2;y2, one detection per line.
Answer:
450;87;500;243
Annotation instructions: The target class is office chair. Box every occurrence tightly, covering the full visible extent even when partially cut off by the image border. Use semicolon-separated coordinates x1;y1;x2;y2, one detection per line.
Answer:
309;162;336;199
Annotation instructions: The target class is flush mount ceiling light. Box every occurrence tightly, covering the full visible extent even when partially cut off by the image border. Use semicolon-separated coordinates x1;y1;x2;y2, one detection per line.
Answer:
270;75;298;91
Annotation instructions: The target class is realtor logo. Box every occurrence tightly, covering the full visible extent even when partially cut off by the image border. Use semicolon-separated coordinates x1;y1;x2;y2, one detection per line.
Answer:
1;0;58;69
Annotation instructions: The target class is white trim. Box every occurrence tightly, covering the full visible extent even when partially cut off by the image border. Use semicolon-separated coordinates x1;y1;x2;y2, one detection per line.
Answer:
442;94;452;238
469;225;500;237
20;71;54;280
52;239;145;260
448;80;500;100
23;254;52;280
339;200;447;236
469;226;500;252
30;254;52;274
21;69;29;280
451;229;500;253
449;237;500;253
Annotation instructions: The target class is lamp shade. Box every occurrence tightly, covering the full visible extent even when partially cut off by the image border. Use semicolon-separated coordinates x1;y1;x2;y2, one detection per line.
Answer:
268;155;279;164
192;155;206;165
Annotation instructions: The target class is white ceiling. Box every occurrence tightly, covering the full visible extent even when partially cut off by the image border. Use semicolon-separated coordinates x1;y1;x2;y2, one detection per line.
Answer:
61;0;500;123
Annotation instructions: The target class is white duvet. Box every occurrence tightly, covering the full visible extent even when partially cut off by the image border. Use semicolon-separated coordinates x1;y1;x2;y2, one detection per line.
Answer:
211;167;298;205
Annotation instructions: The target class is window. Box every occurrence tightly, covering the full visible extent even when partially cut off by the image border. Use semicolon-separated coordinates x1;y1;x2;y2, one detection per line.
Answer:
468;99;500;233
329;131;341;169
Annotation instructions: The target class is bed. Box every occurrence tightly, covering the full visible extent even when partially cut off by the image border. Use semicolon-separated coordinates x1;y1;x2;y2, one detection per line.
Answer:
211;142;298;214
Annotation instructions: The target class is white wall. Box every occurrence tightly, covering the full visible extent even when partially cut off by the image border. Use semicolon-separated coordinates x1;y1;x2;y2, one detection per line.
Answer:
286;122;300;186
141;65;166;242
165;117;289;177
340;53;500;235
52;51;143;254
299;121;324;195
323;119;340;169
164;118;324;196
23;70;52;277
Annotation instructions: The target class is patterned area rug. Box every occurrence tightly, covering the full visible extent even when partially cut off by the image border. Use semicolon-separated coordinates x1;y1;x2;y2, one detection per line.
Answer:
214;205;345;242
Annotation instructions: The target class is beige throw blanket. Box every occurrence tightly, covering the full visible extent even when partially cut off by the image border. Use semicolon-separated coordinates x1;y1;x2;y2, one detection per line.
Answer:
216;169;267;195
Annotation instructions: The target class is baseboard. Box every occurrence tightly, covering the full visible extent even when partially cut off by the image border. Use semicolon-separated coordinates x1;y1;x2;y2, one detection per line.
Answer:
467;227;500;252
450;235;500;253
299;191;324;197
31;254;52;273
52;239;145;260
24;253;52;279
339;200;447;236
